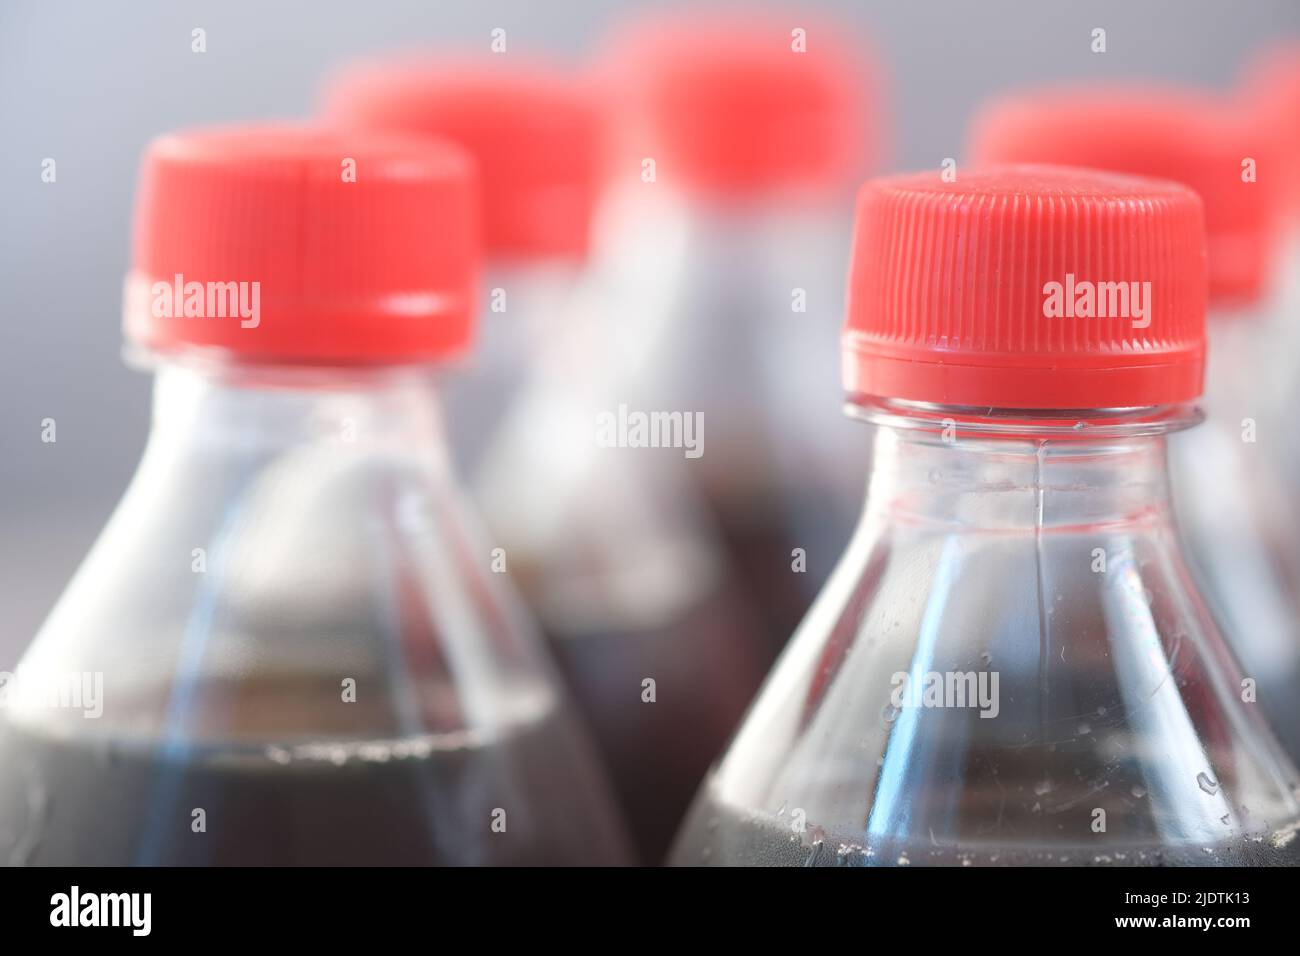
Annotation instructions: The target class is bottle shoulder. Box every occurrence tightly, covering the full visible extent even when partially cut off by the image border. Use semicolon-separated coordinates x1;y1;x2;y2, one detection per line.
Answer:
14;436;558;746
695;518;1300;863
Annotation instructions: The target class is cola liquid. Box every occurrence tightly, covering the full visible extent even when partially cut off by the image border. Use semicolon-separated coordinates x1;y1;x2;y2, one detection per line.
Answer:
547;585;766;863
673;795;1300;867
0;702;625;867
704;492;836;657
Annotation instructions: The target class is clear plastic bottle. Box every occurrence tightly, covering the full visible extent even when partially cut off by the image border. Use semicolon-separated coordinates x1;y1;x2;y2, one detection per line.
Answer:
671;167;1300;867
0;125;630;866
1238;48;1300;492
322;54;764;862
1239;45;1300;342
470;212;769;864
321;57;602;474
592;13;882;649
970;87;1300;763
1173;312;1300;764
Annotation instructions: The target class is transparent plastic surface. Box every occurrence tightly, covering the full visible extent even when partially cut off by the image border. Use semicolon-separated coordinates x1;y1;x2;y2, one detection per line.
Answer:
1264;226;1300;480
0;363;630;865
476;264;768;863
444;262;581;474
1171;310;1300;763
591;186;867;649
672;403;1300;866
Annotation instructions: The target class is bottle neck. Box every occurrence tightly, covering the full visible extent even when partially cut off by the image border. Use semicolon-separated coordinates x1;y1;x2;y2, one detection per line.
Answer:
143;358;452;471
852;400;1199;534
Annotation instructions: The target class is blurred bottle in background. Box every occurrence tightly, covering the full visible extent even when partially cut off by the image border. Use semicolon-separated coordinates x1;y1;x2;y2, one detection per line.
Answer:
321;57;601;474
0;126;630;866
1240;45;1300;313
323;51;767;862
969;88;1300;763
673;167;1300;867
476;292;767;862
1238;47;1300;481
591;11;883;651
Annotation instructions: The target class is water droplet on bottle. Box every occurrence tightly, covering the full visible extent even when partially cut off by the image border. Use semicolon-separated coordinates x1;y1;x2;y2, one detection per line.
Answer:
1197;771;1219;795
882;703;900;724
1034;778;1052;796
979;651;992;667
1131;784;1147;799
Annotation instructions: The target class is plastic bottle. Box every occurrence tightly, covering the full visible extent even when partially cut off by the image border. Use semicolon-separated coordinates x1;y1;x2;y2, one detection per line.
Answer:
0;125;630;866
1238;48;1300;487
321;54;765;863
969;88;1300;763
321;58;601;474
671;166;1300;867
1240;45;1300;328
591;12;881;649
467;177;774;864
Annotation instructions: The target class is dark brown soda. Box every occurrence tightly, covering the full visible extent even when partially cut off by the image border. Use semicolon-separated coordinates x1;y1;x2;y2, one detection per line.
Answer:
546;584;767;864
0;713;628;866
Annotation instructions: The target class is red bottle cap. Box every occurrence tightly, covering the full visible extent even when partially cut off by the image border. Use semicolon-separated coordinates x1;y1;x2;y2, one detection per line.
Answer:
968;87;1280;306
124;124;478;366
844;166;1207;410
321;57;600;261
1239;44;1300;216
596;11;876;197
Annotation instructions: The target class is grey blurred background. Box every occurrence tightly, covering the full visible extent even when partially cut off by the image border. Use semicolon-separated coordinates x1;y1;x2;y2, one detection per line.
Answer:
2;0;1297;665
